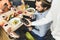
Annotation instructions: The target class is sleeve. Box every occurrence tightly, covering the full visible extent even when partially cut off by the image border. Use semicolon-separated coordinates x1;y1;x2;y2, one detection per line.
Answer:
32;29;40;36
31;11;52;26
32;13;37;20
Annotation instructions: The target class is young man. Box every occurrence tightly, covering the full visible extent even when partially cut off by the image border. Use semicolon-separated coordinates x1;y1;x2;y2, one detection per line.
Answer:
25;0;52;40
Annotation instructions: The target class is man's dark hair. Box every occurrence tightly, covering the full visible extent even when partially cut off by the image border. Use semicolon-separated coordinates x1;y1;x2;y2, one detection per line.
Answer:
36;0;52;10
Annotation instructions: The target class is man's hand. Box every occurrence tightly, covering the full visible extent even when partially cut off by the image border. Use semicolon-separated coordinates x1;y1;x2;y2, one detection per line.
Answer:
28;27;33;31
22;18;32;27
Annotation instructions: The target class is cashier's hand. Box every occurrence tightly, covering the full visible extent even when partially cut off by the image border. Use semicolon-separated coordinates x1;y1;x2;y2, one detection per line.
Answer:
7;27;12;34
28;27;33;31
0;9;3;14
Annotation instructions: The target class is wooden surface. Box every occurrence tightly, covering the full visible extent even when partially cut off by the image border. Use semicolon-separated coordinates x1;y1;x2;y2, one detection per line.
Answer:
0;27;10;40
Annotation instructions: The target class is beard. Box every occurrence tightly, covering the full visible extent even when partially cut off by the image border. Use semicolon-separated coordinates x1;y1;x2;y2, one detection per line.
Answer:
36;8;45;13
38;9;45;13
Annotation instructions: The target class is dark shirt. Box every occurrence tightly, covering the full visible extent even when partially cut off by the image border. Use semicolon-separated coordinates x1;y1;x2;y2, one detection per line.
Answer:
24;1;35;8
10;0;22;6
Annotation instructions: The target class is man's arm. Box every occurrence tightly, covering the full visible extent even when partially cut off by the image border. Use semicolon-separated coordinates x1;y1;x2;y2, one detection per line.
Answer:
31;11;52;26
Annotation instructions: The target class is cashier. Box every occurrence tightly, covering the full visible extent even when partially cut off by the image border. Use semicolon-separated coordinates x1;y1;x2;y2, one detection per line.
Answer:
0;0;11;13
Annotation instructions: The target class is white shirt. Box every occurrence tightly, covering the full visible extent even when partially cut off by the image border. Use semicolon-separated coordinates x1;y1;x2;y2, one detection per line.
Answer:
31;10;52;26
48;0;60;40
31;10;52;37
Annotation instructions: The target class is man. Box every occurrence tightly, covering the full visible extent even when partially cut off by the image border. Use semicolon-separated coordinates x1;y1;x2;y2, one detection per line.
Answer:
25;0;52;40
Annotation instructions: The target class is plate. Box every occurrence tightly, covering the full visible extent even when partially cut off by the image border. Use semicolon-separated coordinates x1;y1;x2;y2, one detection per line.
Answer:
3;22;20;38
26;8;35;14
9;18;23;31
9;18;21;25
